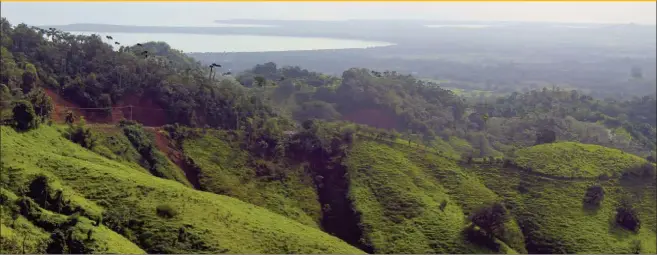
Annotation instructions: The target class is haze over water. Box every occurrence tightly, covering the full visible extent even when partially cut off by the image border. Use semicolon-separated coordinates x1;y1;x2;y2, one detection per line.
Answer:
66;31;395;53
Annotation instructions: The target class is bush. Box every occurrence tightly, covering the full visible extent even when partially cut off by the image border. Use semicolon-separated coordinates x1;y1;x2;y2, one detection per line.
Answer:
439;200;448;211
640;163;656;178
468;202;510;239
615;200;641;232
11;100;38;131
67;117;96;149
647;155;656;163
156;204;178;218
535;129;556;145
583;185;605;207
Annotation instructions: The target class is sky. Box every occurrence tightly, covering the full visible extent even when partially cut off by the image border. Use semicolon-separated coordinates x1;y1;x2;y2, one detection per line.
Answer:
2;2;656;26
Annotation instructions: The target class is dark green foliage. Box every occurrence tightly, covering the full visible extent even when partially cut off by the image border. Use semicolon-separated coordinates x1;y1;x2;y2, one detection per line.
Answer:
67;116;96;149
439;200;448;212
468;202;510;240
11;100;38;131
156;204;178;219
583;185;605;207
640;163;656;178
120;121;185;183
46;230;67;254
615;200;641;232
1;19;277;130
21;63;37;94
647;155;656;163
464;224;501;252
64;110;74;125
516;212;570;254
25;88;53;122
294;101;341;121
535;129;557;145
630;240;641;254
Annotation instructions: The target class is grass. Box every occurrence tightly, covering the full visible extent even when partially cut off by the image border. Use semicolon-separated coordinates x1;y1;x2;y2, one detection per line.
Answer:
2;122;653;254
0;187;145;254
467;163;656;254
514;142;648;178
0;125;363;253
88;125;144;172
345;140;523;254
183;130;321;228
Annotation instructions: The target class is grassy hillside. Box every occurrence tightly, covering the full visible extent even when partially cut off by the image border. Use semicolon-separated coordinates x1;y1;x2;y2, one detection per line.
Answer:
514;142;649;178
1;187;146;254
182;130;321;228
0;125;363;254
345;140;525;254
468;147;656;253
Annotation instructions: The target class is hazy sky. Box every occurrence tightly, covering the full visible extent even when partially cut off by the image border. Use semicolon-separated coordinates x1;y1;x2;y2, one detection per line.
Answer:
2;2;656;26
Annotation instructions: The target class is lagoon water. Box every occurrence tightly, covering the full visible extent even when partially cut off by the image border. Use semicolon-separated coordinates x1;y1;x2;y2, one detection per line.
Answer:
425;24;496;29
66;31;393;53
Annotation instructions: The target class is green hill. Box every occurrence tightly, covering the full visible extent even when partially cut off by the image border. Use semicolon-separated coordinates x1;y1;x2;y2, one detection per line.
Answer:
182;130;321;228
344;139;526;254
1;17;656;254
0;125;363;254
514;142;649;178
468;157;656;253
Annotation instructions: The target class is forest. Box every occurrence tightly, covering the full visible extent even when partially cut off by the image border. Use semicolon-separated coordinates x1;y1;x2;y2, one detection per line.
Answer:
53;21;657;100
1;17;656;254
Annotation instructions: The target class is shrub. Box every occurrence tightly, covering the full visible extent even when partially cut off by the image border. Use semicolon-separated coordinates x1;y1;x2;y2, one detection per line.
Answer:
11;100;38;131
67;116;96;149
630;240;641;254
156;204;178;219
65;110;75;125
535;129;556;145
583;185;604;207
647;155;656;163
640;163;656;178
439;200;448;211
468;202;510;239
615;200;641;232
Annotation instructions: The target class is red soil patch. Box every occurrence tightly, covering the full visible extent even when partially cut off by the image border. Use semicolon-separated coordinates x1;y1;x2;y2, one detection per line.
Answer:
45;88;198;188
45;88;168;127
342;108;398;130
147;127;201;189
46;88;124;124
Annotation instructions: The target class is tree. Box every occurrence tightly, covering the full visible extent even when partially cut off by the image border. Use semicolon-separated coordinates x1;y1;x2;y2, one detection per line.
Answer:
11;100;38;131
469;202;510;239
615;199;640;232
535;129;556;145
21;63;37;94
583;185;604;207
26;88;54;122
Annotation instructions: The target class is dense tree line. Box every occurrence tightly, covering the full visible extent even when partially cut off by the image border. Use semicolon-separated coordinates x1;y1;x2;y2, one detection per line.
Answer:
0;18;276;131
1;17;654;159
235;62;655;157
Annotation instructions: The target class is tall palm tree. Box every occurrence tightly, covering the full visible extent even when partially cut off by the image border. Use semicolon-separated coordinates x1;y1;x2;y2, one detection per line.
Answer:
209;63;221;80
